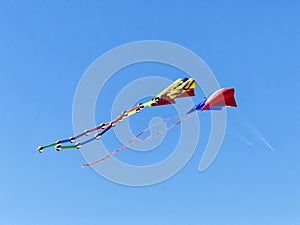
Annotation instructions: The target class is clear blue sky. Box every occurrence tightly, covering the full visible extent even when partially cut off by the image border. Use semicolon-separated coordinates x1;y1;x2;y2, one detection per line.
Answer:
1;1;300;224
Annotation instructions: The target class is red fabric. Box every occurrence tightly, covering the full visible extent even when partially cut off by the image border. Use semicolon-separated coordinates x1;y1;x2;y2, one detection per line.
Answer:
152;97;175;106
201;88;237;111
175;89;195;98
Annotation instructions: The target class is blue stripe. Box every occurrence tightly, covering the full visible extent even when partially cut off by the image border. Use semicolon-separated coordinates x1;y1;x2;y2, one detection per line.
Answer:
60;139;70;144
81;137;96;145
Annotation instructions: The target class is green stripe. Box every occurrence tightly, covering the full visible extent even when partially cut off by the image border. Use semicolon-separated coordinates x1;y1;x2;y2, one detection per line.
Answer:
43;143;56;148
61;145;77;149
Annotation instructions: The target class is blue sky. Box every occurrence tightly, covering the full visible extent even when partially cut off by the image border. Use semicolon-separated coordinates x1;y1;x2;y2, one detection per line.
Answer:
1;1;300;224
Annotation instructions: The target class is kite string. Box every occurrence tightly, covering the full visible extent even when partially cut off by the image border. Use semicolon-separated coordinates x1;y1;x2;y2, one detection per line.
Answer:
82;113;196;167
82;113;183;166
80;113;183;148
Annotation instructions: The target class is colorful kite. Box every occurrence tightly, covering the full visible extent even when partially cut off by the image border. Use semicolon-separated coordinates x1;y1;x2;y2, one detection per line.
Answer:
37;78;237;167
82;88;237;167
187;88;237;114
37;78;196;153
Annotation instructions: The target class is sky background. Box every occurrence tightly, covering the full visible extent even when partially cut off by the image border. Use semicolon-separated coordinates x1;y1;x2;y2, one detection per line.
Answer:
1;1;300;224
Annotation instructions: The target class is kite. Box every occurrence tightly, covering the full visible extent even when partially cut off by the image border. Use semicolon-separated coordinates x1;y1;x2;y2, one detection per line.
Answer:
37;78;196;153
82;88;237;167
147;77;196;106
186;88;237;114
37;77;237;167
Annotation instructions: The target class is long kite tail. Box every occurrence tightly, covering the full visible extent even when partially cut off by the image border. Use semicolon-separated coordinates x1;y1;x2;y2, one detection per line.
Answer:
37;102;152;153
82;113;196;167
82;114;182;167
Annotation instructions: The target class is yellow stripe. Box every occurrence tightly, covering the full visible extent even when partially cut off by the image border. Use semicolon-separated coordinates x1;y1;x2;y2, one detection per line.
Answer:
154;78;182;99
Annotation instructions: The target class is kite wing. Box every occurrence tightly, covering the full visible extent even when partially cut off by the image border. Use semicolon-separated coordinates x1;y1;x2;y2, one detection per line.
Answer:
167;78;196;99
187;88;237;114
201;88;237;111
186;97;207;114
151;77;196;107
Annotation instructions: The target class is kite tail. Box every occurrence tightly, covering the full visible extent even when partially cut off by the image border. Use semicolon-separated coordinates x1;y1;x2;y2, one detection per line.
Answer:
82;113;195;167
82;114;182;167
37;102;151;153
